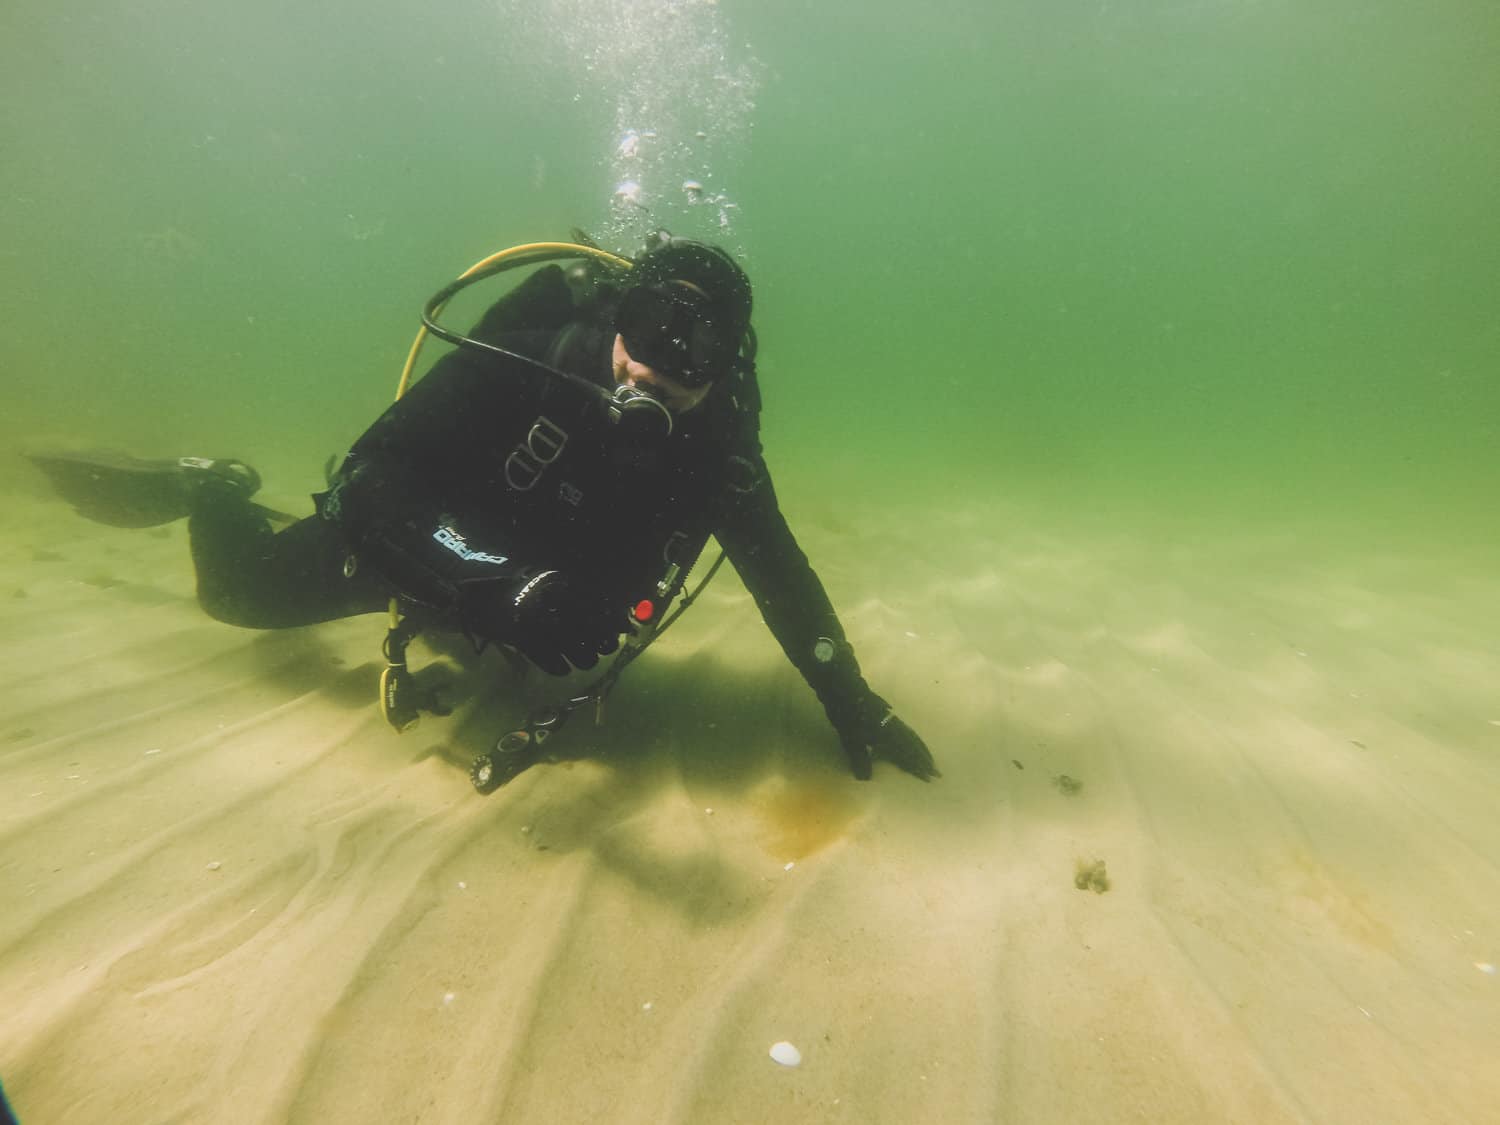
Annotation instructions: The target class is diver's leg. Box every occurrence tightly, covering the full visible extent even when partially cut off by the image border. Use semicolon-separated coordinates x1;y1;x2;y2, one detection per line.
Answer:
188;489;388;628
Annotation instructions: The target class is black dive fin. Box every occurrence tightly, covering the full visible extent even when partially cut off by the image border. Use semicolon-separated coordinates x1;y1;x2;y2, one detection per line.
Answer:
27;449;279;528
28;450;200;527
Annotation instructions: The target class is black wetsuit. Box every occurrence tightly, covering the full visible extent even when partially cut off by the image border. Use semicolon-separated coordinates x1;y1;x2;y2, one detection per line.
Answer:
188;264;858;706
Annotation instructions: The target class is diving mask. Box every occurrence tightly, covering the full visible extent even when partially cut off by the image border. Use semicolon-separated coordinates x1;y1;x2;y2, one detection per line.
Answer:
616;283;742;389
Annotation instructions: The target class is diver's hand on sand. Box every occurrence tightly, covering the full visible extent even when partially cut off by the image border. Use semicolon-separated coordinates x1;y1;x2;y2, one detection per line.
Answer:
827;689;940;782
871;708;940;781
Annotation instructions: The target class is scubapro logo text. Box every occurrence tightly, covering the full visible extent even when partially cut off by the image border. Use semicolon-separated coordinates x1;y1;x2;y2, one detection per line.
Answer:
433;526;509;565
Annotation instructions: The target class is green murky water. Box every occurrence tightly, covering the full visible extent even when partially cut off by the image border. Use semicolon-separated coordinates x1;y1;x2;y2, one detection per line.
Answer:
2;0;1495;548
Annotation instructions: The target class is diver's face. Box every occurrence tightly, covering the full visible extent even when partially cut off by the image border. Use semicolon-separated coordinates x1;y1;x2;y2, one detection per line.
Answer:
612;334;712;414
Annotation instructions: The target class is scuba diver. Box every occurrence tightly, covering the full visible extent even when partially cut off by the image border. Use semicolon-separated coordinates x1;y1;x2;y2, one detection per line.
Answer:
29;233;939;790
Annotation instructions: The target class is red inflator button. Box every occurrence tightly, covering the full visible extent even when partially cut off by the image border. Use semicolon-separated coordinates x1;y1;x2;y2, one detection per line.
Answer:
633;599;655;622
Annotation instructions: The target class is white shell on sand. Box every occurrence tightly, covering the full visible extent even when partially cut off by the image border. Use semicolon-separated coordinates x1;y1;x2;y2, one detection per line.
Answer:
769;1041;801;1067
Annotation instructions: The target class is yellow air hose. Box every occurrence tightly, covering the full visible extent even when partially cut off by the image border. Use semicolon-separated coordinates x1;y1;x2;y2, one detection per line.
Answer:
393;240;633;400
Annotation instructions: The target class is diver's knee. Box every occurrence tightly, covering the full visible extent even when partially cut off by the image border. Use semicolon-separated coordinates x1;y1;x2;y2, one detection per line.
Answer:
196;585;273;629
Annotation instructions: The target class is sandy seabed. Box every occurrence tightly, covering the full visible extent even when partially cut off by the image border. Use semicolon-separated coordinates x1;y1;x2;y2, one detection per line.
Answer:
1;479;1498;1125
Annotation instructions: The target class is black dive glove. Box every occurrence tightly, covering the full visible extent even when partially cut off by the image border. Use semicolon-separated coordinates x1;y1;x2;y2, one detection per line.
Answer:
823;687;940;781
462;570;625;676
811;640;938;781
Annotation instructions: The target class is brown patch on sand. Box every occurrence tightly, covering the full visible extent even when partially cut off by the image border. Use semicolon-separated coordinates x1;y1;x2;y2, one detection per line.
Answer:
750;776;867;862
